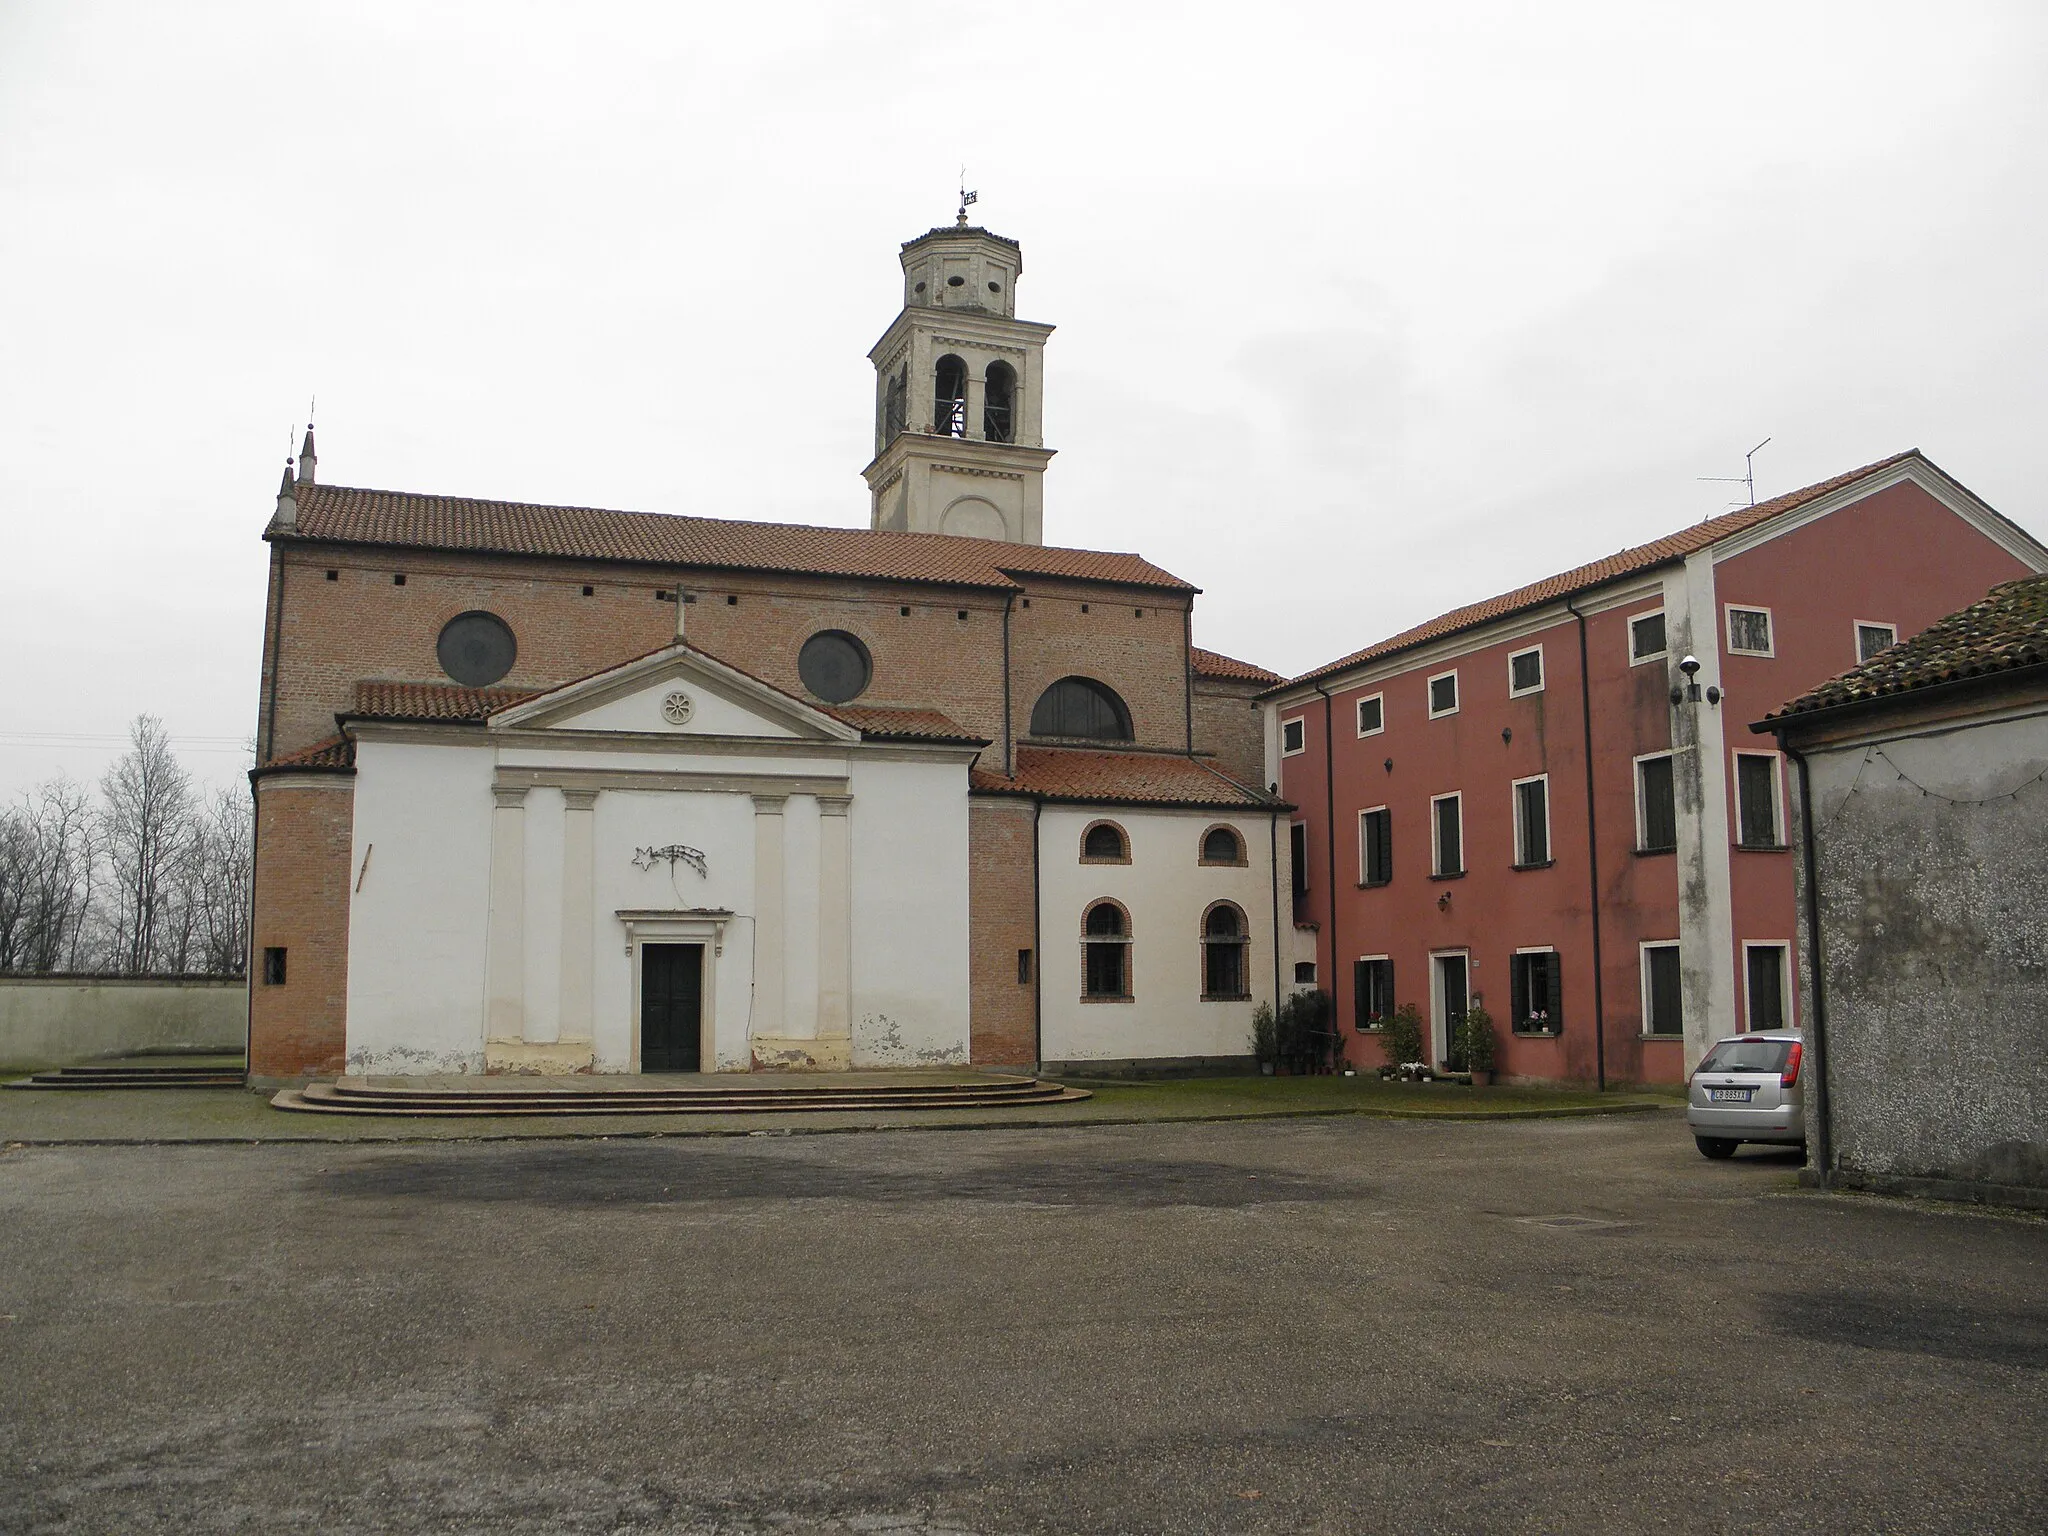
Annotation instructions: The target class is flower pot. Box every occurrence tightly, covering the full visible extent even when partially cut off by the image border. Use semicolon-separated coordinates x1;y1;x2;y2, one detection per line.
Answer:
1469;1068;1494;1087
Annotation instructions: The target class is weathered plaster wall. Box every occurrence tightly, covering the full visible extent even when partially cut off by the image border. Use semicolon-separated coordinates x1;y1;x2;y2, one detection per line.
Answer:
1801;709;2048;1196
0;977;245;1071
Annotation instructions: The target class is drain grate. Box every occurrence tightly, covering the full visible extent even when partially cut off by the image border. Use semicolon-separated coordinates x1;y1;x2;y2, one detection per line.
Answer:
1516;1214;1624;1231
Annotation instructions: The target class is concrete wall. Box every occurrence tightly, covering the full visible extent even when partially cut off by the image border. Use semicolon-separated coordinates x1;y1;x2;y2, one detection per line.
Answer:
1797;705;2048;1203
0;977;245;1070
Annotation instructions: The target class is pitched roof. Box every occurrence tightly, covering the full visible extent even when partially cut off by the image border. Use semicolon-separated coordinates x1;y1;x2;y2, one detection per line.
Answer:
253;735;356;775
280;483;1194;594
343;677;982;746
348;681;538;721
1764;574;2048;723
1275;452;1927;692
1191;646;1283;685
971;746;1276;808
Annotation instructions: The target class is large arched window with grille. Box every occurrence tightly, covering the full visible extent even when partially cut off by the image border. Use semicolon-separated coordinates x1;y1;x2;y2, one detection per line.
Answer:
1202;902;1250;1000
1083;901;1131;1000
984;360;1016;443
934;355;968;438
1199;825;1246;866
1030;677;1133;741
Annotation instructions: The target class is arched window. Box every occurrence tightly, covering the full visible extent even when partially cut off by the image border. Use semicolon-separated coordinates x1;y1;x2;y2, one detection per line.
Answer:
1030;677;1133;741
984;360;1016;443
934;355;968;438
1202;902;1250;1000
1081;821;1129;863
881;364;907;446
1200;825;1246;866
1083;901;1131;999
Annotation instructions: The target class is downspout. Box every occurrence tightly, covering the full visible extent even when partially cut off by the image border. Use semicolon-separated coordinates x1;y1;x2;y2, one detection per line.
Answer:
1001;590;1017;774
1313;683;1339;1013
1565;599;1607;1091
1268;811;1283;1006
1182;602;1195;754
1031;795;1044;1069
1781;738;1833;1184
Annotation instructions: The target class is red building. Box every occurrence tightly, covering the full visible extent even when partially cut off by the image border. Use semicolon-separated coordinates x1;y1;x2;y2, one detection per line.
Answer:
1262;452;2046;1085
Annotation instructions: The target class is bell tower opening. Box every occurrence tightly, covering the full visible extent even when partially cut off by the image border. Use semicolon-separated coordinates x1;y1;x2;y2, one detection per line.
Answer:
862;213;1056;545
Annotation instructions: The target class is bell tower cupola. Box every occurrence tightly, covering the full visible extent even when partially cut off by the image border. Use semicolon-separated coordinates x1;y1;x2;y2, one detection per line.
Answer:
863;211;1055;544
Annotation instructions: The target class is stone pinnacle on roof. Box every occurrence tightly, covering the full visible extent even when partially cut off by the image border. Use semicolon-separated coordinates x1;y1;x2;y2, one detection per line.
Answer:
275;460;298;529
297;422;317;486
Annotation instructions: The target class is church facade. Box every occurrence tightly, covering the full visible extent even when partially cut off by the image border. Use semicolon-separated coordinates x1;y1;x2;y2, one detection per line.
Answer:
246;218;1289;1083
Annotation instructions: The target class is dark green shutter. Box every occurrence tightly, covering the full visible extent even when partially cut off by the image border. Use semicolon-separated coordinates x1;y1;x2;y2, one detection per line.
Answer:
1547;952;1563;1031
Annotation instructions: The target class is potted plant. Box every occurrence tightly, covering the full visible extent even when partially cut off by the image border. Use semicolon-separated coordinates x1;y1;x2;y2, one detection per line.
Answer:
1461;1003;1498;1086
1252;1001;1278;1075
1382;1002;1425;1082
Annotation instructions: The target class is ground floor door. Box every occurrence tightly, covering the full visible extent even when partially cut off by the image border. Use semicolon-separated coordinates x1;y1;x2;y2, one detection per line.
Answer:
641;943;704;1072
1434;953;1470;1071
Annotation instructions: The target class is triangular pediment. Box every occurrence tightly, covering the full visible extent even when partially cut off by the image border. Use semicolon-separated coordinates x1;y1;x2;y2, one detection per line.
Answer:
489;643;859;742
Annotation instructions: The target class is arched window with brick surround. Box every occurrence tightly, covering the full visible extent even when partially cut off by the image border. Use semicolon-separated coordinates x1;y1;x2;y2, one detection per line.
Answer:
1202;902;1250;1000
1082;900;1132;1000
1080;820;1129;863
1199;824;1246;866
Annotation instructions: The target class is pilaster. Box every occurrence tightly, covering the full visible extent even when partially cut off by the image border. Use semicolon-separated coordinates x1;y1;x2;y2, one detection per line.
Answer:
484;786;528;1047
817;795;853;1042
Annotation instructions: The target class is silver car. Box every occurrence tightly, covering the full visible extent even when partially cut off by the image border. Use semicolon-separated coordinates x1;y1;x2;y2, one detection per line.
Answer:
1686;1030;1806;1159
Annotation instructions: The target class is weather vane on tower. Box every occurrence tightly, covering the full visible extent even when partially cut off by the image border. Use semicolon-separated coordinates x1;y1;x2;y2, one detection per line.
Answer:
957;167;977;226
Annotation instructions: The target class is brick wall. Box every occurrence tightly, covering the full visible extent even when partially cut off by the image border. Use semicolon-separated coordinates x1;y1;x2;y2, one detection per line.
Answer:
1006;580;1193;753
248;774;354;1079
968;795;1039;1065
1192;677;1268;789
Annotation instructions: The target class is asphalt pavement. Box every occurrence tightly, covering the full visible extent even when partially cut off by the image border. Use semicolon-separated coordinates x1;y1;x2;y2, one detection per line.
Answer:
1;1114;2042;1534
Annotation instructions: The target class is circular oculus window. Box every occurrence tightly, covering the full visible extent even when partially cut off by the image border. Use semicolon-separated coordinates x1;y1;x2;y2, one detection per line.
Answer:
436;610;517;687
797;630;872;704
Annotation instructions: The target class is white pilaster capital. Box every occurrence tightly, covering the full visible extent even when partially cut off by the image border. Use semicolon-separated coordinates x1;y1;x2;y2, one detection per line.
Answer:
816;795;853;817
751;793;788;816
492;786;530;809
561;788;599;810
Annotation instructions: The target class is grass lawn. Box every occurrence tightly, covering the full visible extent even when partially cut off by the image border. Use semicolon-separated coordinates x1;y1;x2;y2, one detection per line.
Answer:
1058;1074;1665;1120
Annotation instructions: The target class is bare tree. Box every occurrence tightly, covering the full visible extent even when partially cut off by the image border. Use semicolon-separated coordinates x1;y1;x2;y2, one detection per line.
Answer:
189;784;253;976
99;715;195;975
0;778;101;973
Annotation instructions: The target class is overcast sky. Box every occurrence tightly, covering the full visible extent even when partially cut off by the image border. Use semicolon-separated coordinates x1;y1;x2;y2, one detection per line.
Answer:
3;1;2044;798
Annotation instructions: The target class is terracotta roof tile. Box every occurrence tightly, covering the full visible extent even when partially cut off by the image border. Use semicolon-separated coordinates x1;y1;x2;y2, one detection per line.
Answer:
348;681;538;721
971;746;1275;808
1191;646;1283;685
255;735;355;773
828;705;985;743
1765;575;2048;723
283;483;1194;594
1277;452;1925;691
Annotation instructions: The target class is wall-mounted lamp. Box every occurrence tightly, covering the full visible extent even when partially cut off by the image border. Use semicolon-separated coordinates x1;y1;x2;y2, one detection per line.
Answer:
1383;757;1394;773
1436;891;1452;912
1501;726;1513;745
1670;654;1722;709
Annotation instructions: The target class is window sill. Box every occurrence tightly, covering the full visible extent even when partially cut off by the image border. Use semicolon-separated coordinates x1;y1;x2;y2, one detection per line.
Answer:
1633;845;1676;858
1640;1032;1683;1042
1511;1029;1562;1039
1428;870;1466;882
1356;879;1391;890
1734;842;1790;854
1079;994;1134;1005
1079;856;1131;866
1512;859;1555;872
1199;860;1250;869
1201;993;1252;1003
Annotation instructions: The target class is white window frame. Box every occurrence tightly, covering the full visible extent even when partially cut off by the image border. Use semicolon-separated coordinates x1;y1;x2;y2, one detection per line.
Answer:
1357;804;1391;886
1511;945;1559;1036
1639;941;1683;1038
1426;669;1460;719
1354;953;1392;1028
1628;609;1668;667
1854;619;1898;663
1507;644;1545;698
1740;940;1794;1033
1430;790;1464;877
1510;773;1551;867
1354;692;1385;738
1732;749;1785;848
1633;750;1677;852
1725;603;1776;657
1280;714;1306;757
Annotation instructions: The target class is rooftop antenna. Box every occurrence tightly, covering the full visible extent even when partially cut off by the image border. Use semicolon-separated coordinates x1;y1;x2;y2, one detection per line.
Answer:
1699;436;1772;511
956;167;977;226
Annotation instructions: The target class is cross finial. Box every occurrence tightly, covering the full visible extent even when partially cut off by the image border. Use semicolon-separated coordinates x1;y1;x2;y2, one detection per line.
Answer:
957;168;977;226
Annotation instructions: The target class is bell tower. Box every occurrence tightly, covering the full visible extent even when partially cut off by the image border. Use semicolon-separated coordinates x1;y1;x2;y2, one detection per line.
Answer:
863;212;1055;544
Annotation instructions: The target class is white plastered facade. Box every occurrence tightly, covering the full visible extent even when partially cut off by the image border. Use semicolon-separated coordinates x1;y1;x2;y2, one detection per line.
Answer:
342;644;976;1075
1036;805;1281;1065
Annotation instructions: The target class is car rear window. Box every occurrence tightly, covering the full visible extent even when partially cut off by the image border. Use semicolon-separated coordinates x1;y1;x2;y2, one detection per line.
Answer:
1698;1038;1794;1075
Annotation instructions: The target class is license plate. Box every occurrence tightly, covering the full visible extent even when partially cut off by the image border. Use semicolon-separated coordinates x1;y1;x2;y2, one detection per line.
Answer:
1709;1088;1753;1103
